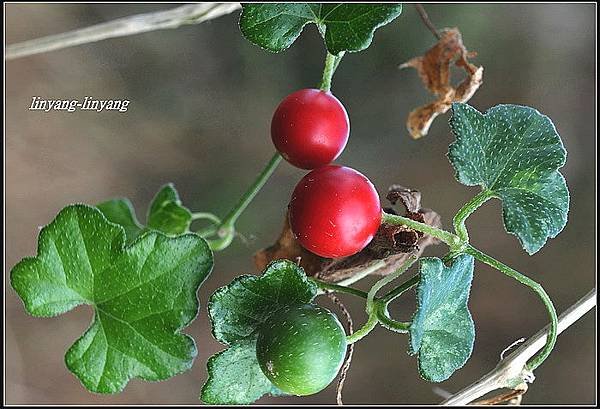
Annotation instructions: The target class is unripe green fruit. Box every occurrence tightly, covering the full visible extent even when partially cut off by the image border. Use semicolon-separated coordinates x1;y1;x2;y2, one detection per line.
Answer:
256;304;347;396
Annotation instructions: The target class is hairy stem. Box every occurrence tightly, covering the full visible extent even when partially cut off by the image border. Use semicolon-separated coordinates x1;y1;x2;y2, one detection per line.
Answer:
319;51;345;92
465;245;557;371
452;190;494;242
376;305;411;333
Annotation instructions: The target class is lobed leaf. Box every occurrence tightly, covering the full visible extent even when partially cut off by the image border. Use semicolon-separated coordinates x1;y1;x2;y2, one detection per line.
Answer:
448;103;569;254
10;205;213;393
208;259;317;345
98;183;193;241
147;183;193;235
410;254;475;382
202;260;315;404
239;3;403;54
96;198;144;244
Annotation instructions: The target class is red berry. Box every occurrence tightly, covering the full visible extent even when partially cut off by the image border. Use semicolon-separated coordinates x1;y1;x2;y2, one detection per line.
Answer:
271;89;350;169
289;165;381;258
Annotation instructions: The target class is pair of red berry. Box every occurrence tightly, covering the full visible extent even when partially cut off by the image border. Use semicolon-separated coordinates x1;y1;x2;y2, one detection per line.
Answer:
272;89;382;258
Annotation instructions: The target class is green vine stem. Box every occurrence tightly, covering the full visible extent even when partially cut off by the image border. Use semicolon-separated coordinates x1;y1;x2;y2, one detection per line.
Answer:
207;152;282;251
376;304;410;333
367;255;418;307
319;51;345;92
346;308;379;344
452;190;494;242
191;211;221;224
311;278;369;300
464;245;558;371
381;209;558;371
375;273;421;334
335;260;386;287
381;273;420;304
207;49;347;250
382;211;461;249
346;256;418;344
192;212;222;237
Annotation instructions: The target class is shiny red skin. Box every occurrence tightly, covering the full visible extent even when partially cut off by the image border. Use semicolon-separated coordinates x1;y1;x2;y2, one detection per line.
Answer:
289;165;382;258
271;89;350;170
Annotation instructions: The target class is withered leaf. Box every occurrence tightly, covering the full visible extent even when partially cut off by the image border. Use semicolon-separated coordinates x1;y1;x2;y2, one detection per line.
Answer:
400;27;483;139
254;186;442;283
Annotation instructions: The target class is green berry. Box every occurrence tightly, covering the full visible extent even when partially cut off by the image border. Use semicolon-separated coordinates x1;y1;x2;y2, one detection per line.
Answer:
256;303;347;396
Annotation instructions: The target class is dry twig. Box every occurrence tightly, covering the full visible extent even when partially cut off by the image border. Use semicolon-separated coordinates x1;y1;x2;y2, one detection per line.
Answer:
6;3;241;60
442;288;596;405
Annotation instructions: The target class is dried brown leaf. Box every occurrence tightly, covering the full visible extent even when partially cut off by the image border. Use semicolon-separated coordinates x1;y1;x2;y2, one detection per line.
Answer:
400;27;483;139
254;185;442;283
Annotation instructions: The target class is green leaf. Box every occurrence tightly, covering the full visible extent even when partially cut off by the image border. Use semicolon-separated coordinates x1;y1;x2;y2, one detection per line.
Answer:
201;260;315;404
147;183;193;235
448;103;569;254
201;339;285;405
97;183;193;240
97;198;144;244
208;259;318;345
239;3;403;54
10;205;213;393
410;254;475;382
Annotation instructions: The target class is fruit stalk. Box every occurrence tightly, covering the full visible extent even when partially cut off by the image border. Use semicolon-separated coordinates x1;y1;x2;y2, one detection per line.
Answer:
208;152;282;250
319;51;345;92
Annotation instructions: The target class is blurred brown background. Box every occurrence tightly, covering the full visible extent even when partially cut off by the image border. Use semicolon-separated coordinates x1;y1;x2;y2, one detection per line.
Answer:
5;3;596;405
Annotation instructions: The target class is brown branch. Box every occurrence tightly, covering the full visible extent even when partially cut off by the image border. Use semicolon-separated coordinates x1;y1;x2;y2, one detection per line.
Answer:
471;385;527;405
414;4;441;40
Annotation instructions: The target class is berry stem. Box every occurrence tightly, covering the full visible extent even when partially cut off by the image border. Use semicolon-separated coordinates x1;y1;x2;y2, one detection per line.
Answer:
319;51;345;92
207;152;282;251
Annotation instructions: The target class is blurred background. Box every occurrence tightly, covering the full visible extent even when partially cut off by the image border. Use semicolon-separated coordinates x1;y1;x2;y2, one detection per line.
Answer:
5;3;596;405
